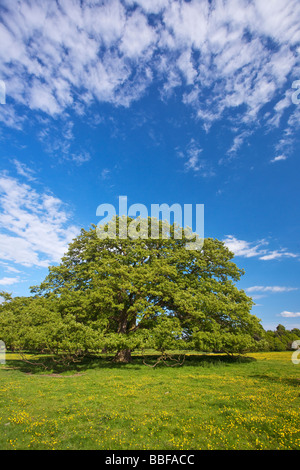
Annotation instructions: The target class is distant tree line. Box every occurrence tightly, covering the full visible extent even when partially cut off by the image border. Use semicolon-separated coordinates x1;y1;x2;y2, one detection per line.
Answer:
265;324;300;352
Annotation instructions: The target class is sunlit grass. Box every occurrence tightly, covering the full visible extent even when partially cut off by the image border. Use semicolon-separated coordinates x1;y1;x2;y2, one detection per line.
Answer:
0;351;299;450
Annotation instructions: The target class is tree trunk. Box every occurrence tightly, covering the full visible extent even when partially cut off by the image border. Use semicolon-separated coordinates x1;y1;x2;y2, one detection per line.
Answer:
114;349;132;363
113;307;138;363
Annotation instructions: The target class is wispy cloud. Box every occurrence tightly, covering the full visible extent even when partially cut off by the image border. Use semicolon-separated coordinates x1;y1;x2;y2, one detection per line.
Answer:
226;131;253;158
0;175;79;268
259;250;298;261
101;168;111;180
70;151;91;165
12;159;37;182
246;286;298;293
270;155;288;163
184;140;204;172
223;235;298;261
223;236;267;259
0;276;20;286
0;0;299;156
0;262;21;274
280;311;300;318
178;139;215;176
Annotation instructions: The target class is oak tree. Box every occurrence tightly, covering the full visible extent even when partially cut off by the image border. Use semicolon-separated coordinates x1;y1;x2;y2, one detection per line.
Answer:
25;217;265;362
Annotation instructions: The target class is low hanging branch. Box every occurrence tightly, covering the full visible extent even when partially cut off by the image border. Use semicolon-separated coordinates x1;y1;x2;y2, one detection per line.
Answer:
17;348;88;370
142;351;185;368
18;351;48;370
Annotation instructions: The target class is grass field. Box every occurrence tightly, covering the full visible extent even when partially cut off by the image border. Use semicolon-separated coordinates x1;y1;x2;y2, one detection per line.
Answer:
0;351;299;450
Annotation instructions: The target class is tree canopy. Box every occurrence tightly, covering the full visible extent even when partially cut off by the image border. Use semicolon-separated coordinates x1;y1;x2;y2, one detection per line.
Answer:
0;217;266;363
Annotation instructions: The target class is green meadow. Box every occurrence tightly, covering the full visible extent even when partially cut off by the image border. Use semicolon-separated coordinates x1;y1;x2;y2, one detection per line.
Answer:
0;351;299;450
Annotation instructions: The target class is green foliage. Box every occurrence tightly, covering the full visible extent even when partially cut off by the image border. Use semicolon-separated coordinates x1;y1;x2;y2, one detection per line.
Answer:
192;328;267;355
143;316;185;353
265;325;300;351
0;293;104;361
0;217;266;363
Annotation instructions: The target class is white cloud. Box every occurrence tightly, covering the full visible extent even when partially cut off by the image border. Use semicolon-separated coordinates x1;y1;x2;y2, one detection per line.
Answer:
0;0;299;160
12;159;36;182
274;95;291;114
259;250;298;261
246;286;298;293
184;144;203;172
29;81;62;116
176;50;197;85
223;235;298;261
0;175;79;268
101;168;110;180
70;151;91;165
250;295;266;301
225;130;253;160
120;9;157;59
0;277;19;286
0;0;298;130
270;155;288;163
124;0;168;15
253;0;300;45
178;139;215;177
223;236;267;258
0;262;21;274
280;311;300;318
0;105;26;130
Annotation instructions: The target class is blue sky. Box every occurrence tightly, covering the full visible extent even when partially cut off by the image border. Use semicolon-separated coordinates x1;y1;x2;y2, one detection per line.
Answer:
0;0;300;330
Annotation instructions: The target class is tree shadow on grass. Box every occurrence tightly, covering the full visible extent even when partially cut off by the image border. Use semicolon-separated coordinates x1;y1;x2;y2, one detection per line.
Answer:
1;352;257;375
184;354;256;365
140;353;256;368
250;374;300;388
2;354;143;375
